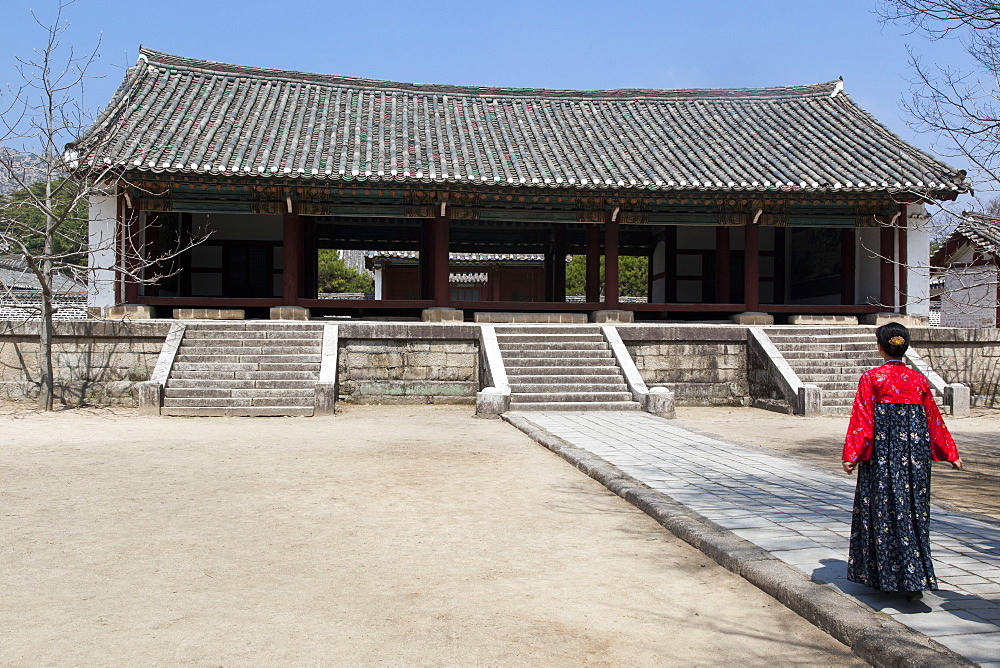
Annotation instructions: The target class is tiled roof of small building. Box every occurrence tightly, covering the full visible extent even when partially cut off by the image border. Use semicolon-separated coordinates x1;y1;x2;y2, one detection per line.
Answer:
366;251;545;263
957;212;1000;255
0;256;87;294
74;48;967;196
932;211;1000;266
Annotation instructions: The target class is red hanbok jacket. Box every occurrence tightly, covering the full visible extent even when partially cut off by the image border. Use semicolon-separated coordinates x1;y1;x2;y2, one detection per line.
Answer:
842;360;959;463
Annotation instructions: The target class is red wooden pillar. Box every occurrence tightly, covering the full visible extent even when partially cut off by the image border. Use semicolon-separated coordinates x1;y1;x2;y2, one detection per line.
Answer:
897;207;908;314
744;216;759;311
432;212;450;306
715;226;731;303
880;219;896;311
604;218;620;309
302;216;318;299
282;212;303;304
841;228;856;305
543;233;555;302
585;223;601;303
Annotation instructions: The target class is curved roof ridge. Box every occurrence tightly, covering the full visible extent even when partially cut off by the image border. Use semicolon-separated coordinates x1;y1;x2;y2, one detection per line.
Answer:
138;47;842;101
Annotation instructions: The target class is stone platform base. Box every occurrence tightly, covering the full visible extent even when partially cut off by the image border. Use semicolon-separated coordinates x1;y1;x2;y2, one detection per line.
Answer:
270;306;310;320
103;305;155;320
173;308;245;320
788;315;859;325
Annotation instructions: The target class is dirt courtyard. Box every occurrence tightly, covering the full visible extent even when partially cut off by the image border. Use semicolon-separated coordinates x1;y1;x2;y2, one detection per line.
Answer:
0;404;862;665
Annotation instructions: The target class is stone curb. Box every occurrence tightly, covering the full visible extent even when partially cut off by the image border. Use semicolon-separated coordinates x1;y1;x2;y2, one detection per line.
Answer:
501;413;974;668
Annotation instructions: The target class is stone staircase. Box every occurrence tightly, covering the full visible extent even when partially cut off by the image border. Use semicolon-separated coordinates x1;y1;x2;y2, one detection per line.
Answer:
766;327;945;415
496;326;640;411
162;322;324;417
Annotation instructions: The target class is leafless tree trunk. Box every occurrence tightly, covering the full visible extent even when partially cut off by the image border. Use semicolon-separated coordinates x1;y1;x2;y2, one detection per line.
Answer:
1;1;206;410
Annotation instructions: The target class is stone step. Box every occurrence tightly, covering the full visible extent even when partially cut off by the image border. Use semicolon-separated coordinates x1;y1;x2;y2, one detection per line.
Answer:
508;401;641;411
184;322;322;331
821;389;861;399
505;365;620;375
258;363;322;372
174;354;319;364
782;351;883;361
785;358;872;373
768;335;874;344
494;326;602;335
172;362;259;372
165;387;316;399
773;342;877;352
162;406;314;417
176;345;322;357
168;379;256;389
501;348;613;359
181;338;322;348
496;334;605;344
502;357;616;368
163;396;314;408
509;391;634;403
170;369;318;380
506;374;625;384
497;341;609;352
766;328;874;336
508;382;629;394
795;375;865;385
167;379;316;390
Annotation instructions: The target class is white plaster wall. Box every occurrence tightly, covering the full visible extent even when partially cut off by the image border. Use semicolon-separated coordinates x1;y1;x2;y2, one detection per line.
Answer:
374;267;384;300
941;265;998;328
906;204;931;316
88;194;117;309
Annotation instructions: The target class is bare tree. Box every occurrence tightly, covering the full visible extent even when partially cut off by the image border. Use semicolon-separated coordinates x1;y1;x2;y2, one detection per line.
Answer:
873;1;1000;323
0;1;202;410
879;1;1000;191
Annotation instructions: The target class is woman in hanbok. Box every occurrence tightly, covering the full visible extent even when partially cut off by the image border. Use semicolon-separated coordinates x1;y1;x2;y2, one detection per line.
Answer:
842;322;963;599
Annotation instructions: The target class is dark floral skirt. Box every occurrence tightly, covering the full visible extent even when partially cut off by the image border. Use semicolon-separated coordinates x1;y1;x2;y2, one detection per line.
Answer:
847;403;937;592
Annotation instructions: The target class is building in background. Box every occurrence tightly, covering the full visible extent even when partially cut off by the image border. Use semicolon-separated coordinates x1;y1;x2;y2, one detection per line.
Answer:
0;256;87;320
931;212;999;328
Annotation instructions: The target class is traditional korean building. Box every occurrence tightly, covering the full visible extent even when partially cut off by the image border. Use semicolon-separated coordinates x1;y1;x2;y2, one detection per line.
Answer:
931;212;999;328
76;49;967;321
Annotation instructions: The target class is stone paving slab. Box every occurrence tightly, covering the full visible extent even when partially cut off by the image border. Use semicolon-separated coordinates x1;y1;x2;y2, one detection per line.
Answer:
510;411;1000;667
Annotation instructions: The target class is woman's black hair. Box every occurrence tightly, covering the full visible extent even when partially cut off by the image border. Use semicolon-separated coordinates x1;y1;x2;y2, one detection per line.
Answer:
876;322;910;358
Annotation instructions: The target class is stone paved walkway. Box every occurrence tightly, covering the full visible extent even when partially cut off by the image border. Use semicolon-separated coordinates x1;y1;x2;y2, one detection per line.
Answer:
513;411;1000;667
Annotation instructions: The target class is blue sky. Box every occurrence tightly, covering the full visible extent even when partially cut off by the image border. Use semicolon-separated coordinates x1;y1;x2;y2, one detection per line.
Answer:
0;0;980;199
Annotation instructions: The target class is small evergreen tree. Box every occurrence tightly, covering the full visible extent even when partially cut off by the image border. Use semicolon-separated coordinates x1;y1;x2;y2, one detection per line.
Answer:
317;250;374;294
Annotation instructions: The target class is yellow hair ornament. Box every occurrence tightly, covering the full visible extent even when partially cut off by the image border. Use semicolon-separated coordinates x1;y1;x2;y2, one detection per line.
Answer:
888;336;906;346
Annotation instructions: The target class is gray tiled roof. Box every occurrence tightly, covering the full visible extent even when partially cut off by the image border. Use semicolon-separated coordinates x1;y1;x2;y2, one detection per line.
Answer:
0;255;87;294
366;251;544;263
75;48;967;195
957;212;1000;255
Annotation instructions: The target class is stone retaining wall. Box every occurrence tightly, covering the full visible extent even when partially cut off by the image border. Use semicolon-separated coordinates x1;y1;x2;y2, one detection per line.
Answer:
336;323;479;404
910;327;1000;406
0;321;169;405
619;325;750;406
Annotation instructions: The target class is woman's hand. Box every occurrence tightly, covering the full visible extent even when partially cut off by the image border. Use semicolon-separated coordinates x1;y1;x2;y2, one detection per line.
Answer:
951;457;964;470
842;461;857;474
